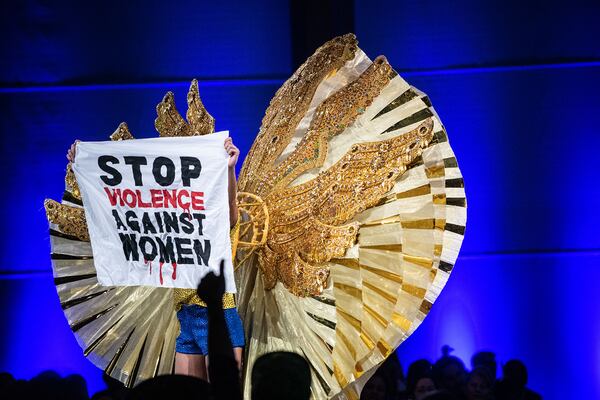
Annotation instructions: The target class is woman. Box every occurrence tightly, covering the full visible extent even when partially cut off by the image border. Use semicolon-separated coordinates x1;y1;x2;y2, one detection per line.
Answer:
67;136;245;381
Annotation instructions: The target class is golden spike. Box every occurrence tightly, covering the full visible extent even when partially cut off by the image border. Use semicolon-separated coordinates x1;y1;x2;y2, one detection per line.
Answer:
155;91;192;137
187;79;215;135
110;122;134;141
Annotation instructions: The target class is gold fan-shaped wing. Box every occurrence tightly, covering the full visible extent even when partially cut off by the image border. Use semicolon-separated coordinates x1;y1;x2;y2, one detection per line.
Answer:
235;35;466;400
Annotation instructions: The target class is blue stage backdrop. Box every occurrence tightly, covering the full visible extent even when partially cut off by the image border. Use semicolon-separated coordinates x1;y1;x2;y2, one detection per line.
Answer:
1;1;599;398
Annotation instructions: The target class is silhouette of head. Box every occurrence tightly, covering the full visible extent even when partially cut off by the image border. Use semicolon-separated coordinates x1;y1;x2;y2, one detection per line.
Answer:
407;359;433;395
471;351;497;379
502;359;528;388
127;375;210;400
414;376;436;400
251;352;311;400
433;355;466;392
63;374;89;400
360;374;388;400
465;367;493;400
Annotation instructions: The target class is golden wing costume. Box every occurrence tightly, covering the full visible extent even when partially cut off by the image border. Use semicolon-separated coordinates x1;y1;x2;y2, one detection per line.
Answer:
44;34;466;399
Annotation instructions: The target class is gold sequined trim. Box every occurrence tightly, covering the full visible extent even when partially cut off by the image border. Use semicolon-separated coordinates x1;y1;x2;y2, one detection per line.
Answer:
173;290;237;310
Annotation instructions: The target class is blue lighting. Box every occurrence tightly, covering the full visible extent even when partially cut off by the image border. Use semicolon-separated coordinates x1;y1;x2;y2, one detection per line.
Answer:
1;1;599;398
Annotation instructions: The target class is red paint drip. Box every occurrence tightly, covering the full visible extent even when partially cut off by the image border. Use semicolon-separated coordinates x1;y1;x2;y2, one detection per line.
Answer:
172;262;178;280
159;262;164;285
149;261;152;275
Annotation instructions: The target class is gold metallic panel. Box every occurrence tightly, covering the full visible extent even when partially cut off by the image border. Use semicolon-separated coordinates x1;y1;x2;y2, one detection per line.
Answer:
360;331;376;350
402;284;427;299
331;258;360;270
334;282;362;300
425;164;445;179
334;363;349;388
433;193;447;204
360;263;403;285
403;254;434;269
396;184;431;199
401;219;435;229
360;244;403;252
362;281;396;304
420;300;433;314
364;304;387;328
337;327;357;359
377;339;392;357
337;308;362;331
391;312;412;332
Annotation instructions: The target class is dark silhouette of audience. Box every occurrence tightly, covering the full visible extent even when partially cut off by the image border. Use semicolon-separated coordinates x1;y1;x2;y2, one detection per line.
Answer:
359;346;542;400
1;370;94;400
0;265;542;400
0;344;545;400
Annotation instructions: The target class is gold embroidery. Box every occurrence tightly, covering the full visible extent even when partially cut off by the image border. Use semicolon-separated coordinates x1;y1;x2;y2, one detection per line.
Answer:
253;119;433;296
238;34;358;193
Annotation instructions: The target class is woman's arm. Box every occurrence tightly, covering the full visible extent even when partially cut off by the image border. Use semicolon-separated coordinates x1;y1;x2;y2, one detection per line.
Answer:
224;137;240;228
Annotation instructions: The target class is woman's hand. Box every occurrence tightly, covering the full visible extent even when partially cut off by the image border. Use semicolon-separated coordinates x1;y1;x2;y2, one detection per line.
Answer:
66;140;80;163
224;137;239;169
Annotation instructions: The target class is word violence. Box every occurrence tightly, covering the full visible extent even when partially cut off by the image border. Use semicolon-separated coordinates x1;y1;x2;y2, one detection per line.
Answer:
104;188;204;211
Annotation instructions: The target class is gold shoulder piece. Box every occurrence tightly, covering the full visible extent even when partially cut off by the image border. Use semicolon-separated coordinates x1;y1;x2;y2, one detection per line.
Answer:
44;199;89;241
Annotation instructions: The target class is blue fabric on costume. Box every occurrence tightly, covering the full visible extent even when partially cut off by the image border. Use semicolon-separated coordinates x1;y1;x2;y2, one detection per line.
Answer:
176;304;245;355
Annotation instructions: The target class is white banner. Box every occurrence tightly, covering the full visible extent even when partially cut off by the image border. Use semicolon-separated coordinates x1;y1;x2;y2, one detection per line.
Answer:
72;131;235;291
